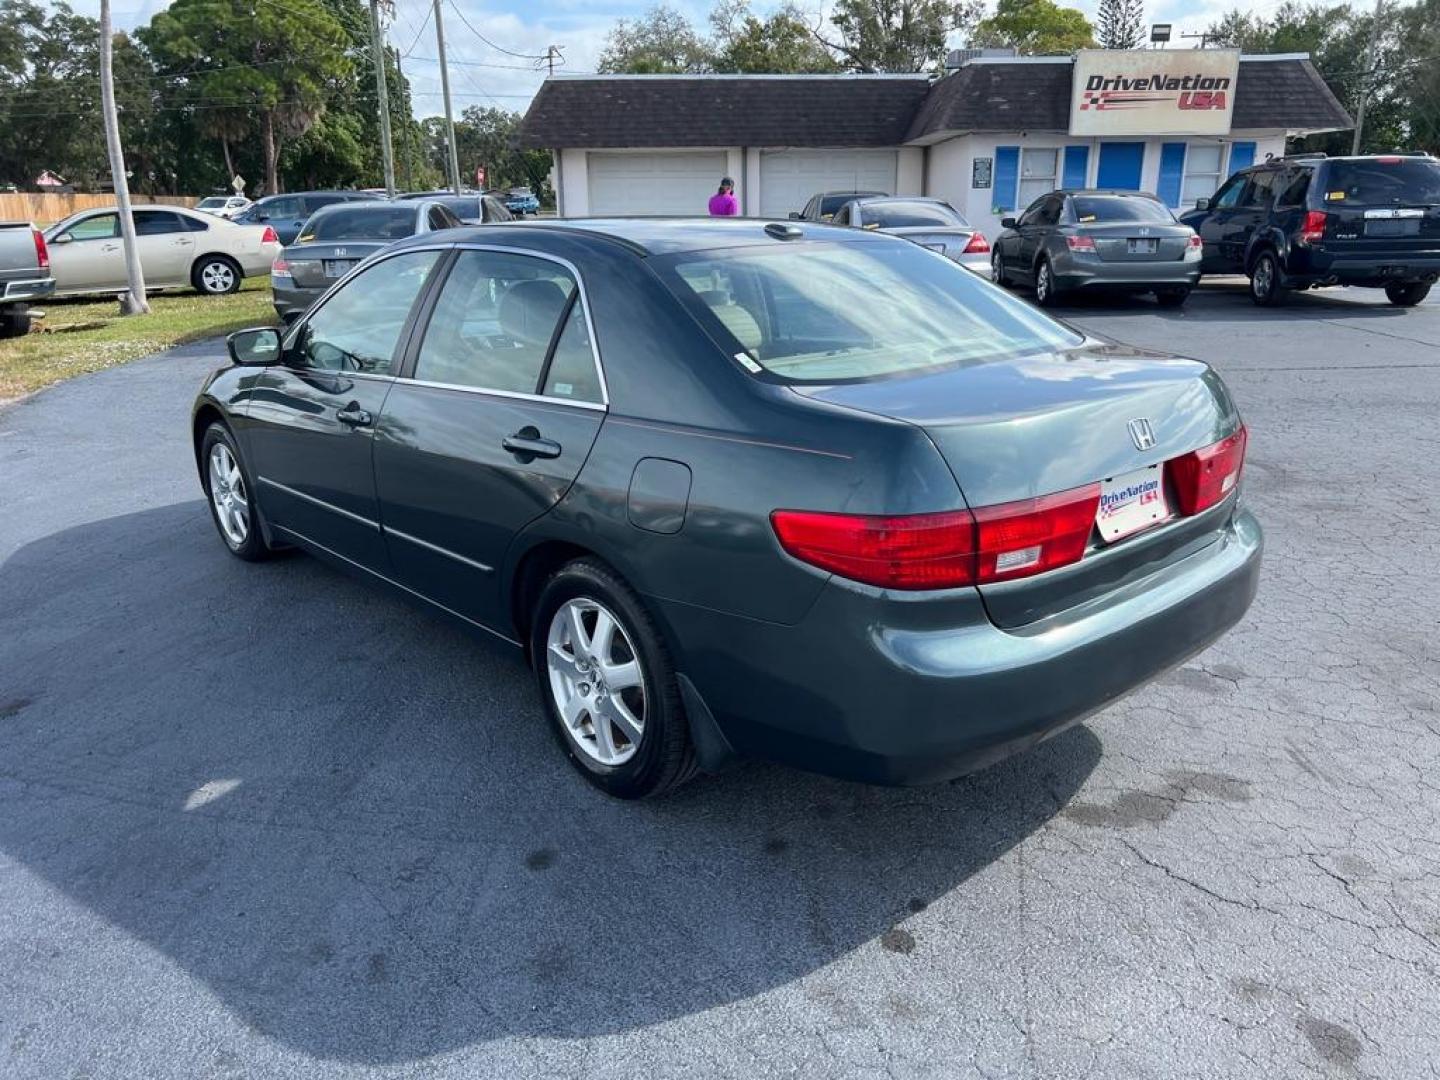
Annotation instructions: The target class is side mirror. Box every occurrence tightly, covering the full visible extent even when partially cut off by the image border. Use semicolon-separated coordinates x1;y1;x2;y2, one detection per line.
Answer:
1000;217;1018;229
227;326;282;366
1194;197;1210;211
50;233;73;245
788;211;802;220
255;213;271;223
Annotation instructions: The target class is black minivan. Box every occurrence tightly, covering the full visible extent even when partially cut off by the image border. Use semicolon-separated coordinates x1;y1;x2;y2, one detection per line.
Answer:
1181;153;1440;307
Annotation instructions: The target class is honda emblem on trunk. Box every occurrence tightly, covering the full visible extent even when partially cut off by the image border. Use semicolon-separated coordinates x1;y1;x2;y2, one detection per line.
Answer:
1128;418;1156;451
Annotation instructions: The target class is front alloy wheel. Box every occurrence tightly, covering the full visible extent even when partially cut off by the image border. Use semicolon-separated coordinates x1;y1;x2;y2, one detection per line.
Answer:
208;441;250;548
546;598;647;766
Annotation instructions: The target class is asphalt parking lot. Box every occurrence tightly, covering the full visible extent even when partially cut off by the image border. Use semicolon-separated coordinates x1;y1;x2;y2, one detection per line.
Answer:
1;281;1438;1079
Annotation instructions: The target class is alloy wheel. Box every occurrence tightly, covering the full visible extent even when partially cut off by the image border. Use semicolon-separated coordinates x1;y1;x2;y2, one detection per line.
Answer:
201;261;236;294
1252;257;1273;300
1036;262;1051;303
546;597;647;766
208;442;250;547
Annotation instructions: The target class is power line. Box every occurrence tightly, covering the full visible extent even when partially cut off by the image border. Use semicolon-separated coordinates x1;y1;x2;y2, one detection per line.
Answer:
442;0;545;60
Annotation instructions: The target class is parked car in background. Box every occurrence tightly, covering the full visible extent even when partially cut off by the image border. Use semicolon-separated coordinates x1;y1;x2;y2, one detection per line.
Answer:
1181;153;1440;307
791;190;888;223
993;190;1202;307
503;187;540;216
395;192;513;225
270;199;462;322
232;190;375;245
43;206;279;298
195;195;252;220
832;196;991;276
0;221;53;338
197;218;1260;799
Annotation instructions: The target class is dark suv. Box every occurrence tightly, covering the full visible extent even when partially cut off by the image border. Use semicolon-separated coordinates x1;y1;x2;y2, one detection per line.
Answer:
1181;154;1440;307
232;191;377;246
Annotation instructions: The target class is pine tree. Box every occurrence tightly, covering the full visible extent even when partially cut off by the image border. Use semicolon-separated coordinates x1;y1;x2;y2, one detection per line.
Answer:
1097;0;1145;49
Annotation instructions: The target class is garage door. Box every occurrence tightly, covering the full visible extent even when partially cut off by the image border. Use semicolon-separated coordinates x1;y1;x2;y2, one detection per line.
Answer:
759;149;899;219
587;151;728;216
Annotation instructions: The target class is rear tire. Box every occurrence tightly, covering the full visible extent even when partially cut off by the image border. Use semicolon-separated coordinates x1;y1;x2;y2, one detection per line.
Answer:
1155;286;1191;308
530;558;697;799
1248;251;1285;306
193;255;243;296
0;308;31;338
1034;257;1061;307
1384;281;1431;307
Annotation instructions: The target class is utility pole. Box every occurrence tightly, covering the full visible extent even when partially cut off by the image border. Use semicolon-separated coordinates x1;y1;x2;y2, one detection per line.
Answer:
99;0;147;315
433;0;462;195
540;45;563;76
1352;0;1385;154
1180;30;1210;48
368;0;397;197
394;50;413;192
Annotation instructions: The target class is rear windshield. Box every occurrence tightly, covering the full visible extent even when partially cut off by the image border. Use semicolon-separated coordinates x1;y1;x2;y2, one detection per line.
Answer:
302;206;416;242
1322;159;1440;206
1070;196;1175;223
861;201;967;228
820;193;878;217
658;241;1083;384
436;196;480;218
197;198;226;209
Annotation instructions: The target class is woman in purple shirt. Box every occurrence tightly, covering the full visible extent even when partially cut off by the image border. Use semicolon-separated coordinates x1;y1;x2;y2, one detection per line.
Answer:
708;177;739;216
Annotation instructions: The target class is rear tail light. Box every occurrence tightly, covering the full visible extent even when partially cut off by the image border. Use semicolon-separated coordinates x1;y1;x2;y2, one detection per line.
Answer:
261;225;280;245
32;227;48;270
1187;233;1203;250
1168;425;1247;516
271;255;291;277
1300;210;1328;245
1065;234;1097;252
963;231;991;254
770;482;1100;591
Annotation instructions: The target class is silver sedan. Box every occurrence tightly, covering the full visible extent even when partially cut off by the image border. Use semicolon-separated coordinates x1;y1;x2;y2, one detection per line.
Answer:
830;196;993;278
992;190;1202;307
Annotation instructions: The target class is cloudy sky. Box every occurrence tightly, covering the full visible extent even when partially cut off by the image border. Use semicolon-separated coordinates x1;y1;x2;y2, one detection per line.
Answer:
91;0;1295;118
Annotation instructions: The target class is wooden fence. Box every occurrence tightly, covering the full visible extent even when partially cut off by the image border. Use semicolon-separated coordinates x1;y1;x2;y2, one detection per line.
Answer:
0;193;198;223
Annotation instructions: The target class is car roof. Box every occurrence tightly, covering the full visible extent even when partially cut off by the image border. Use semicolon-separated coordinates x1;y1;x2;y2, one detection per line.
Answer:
850;195;947;205
1055;189;1163;199
388;217;897;257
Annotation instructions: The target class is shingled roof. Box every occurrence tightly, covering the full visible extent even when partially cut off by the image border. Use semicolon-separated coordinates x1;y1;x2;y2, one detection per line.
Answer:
517;57;1352;150
905;56;1352;140
515;75;931;149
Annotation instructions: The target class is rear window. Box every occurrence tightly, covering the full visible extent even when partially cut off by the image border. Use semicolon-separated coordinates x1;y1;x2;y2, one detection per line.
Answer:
861;201;966;228
1070;196;1175;224
658;241;1083;384
820;193;878;218
1322;159;1440;206
197;198;226;209
303;206;417;242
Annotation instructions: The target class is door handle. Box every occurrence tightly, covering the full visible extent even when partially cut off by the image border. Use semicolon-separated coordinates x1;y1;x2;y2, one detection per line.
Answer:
337;404;373;427
503;428;561;460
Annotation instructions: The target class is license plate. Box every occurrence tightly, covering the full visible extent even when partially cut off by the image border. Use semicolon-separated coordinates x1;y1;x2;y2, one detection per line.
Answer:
1364;219;1419;237
1127;238;1158;254
323;259;356;278
1097;464;1169;542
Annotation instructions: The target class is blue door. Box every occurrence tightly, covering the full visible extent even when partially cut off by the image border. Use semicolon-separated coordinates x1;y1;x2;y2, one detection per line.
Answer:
1096;142;1145;190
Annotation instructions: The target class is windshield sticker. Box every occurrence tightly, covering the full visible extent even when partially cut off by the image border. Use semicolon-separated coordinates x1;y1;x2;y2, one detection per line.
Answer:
1326;191;1346;201
734;352;762;373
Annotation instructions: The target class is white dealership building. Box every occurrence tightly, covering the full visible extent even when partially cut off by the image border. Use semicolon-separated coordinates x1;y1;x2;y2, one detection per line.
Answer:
516;50;1352;237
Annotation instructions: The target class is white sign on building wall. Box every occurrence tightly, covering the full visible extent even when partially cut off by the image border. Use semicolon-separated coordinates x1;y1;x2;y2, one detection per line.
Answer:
1069;49;1240;137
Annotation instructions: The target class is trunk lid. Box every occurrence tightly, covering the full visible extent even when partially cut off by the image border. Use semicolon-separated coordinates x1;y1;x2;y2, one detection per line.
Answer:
282;241;386;289
790;341;1242;626
882;226;979;260
1076;223;1194;263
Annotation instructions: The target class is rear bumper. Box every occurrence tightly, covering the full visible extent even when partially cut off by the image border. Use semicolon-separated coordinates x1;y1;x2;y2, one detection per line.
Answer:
1;276;55;303
1288;248;1440;287
663;507;1262;785
272;279;324;321
1056;256;1201;291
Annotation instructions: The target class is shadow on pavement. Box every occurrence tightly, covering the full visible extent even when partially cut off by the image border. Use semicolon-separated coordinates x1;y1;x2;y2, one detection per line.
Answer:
0;501;1100;1063
1034;280;1428;323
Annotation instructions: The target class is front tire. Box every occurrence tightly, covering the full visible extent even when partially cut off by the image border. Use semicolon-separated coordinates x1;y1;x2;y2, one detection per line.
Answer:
1384;281;1431;307
1034;257;1061;307
193;255;242;296
530;558;696;799
991;249;1010;287
200;423;273;561
1248;251;1285;306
